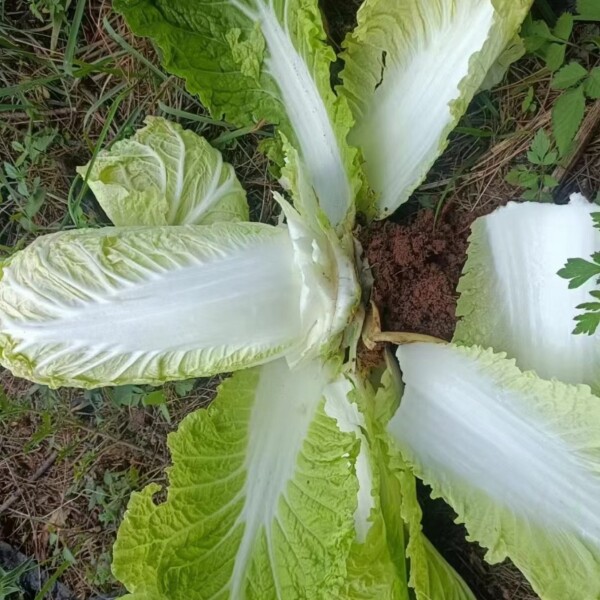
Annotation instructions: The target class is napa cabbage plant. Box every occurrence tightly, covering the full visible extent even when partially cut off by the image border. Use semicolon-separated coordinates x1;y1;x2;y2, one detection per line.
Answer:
2;0;600;599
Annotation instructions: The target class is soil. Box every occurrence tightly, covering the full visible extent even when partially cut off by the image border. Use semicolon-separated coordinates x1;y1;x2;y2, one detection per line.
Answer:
361;207;474;342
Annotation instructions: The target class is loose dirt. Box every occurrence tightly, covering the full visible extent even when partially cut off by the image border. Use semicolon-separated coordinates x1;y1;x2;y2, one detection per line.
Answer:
361;206;475;341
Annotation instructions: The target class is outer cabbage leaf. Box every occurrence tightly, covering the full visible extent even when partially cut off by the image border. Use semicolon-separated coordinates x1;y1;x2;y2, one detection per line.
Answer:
396;464;475;600
454;195;600;390
114;0;360;230
77;117;248;226
324;376;410;600
390;342;600;600
374;361;475;600
340;0;531;218
0;221;347;388
113;358;360;599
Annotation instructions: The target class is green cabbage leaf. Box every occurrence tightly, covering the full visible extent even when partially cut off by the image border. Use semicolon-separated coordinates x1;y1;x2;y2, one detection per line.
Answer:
0;212;358;388
454;195;600;390
340;0;531;218
77;117;248;226
113;358;363;599
114;0;361;230
390;342;600;600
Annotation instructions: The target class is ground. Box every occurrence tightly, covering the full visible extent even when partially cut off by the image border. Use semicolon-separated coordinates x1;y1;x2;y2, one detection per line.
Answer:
0;1;598;599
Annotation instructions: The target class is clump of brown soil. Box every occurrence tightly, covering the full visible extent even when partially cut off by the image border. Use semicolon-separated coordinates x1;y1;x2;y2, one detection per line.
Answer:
361;207;473;341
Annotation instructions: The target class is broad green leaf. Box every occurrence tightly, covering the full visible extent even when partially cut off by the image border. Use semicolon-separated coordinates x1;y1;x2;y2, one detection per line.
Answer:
77;117;248;226
0;218;357;388
113;358;361;599
551;62;588;90
454;195;600;390
340;0;531;218
114;0;360;230
544;42;566;72
553;85;586;157
552;12;574;41
585;67;600;99
577;0;600;21
390;342;600;600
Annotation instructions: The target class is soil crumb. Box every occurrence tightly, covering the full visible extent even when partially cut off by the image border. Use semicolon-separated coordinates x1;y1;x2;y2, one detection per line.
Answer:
361;208;473;341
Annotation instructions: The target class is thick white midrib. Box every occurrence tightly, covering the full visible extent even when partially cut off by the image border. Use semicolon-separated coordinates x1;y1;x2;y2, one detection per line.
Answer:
228;359;328;599
352;0;494;213
254;4;350;227
167;126;186;224
3;234;304;355
324;378;375;543
393;345;600;543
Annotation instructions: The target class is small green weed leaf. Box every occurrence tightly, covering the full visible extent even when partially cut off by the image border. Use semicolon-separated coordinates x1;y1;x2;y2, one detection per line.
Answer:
576;301;600;311
577;0;600;21
24;412;53;452
530;128;551;156
506;166;539;188
558;257;600;288
553;13;574;40
585;67;600;99
25;187;46;219
142;389;166;406
523;18;553;52
545;43;567;71
551;62;588;89
591;211;600;226
542;174;559;187
3;162;20;180
552;85;586;156
174;379;196;397
521;86;536;113
573;312;600;335
527;129;558;166
522;188;542;200
111;385;143;407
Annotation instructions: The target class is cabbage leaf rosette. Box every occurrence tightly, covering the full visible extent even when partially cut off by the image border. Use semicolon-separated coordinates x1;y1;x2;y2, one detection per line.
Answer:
4;0;600;598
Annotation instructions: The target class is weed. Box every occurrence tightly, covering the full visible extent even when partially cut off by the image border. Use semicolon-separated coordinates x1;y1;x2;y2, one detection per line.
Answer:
506;129;559;200
559;211;600;334
505;4;599;199
0;558;33;600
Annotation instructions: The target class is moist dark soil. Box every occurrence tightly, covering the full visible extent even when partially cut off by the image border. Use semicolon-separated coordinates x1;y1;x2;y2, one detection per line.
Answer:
361;207;473;342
